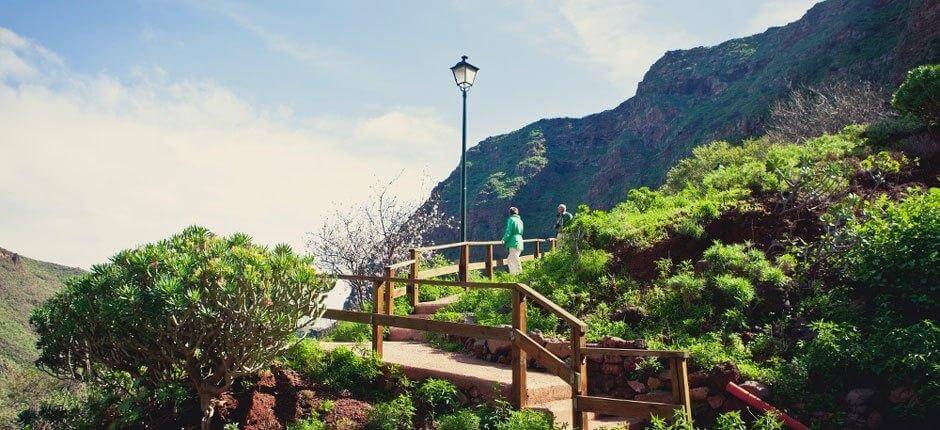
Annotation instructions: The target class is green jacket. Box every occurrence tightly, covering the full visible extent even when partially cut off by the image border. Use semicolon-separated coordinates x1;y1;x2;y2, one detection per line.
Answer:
503;214;524;250
555;211;573;232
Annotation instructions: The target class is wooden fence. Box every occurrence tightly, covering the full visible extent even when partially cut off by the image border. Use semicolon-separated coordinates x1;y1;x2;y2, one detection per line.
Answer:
323;239;692;430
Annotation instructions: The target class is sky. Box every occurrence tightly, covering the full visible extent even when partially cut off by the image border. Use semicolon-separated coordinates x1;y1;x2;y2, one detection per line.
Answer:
0;0;819;268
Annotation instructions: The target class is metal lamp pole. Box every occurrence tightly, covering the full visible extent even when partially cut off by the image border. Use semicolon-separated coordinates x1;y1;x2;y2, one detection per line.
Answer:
450;55;479;243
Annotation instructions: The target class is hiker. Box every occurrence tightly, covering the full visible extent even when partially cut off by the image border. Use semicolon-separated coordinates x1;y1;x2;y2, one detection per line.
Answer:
503;206;524;274
555;203;573;242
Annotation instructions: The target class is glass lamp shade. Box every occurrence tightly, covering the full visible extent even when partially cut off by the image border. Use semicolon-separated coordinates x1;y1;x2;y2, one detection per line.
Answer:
451;56;479;90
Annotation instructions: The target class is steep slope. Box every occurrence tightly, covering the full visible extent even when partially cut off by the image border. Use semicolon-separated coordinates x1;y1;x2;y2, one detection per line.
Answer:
423;0;939;242
0;247;84;364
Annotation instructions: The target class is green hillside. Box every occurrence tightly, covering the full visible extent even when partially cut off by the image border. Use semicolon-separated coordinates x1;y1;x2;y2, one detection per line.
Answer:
0;248;84;365
0;247;84;427
422;0;939;244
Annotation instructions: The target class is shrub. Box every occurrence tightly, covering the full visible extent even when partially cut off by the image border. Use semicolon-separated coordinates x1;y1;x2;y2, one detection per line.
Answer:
648;409;693;430
751;411;784;430
438;409;481;430
496;409;559;430
287;416;326;430
324;321;371;342
29;226;331;429
367;395;415;430
714;411;746;430
416;378;460;419
892;64;940;125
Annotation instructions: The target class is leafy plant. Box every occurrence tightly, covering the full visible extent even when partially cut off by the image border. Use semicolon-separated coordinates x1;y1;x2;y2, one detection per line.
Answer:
416;378;460;420
892;64;939;126
438;409;481;430
367;395;415;430
496;409;559;430
29;226;331;429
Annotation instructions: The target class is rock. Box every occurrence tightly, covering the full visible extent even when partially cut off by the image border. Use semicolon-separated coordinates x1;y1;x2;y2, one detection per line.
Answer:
529;330;548;345
627;380;647;394
707;394;725;409
622;359;637;372
720;397;746;412
889;386;913;404
486;338;512;355
602;363;622;376
632;339;648;349
709;362;741;390
470;339;487;357
739;380;770;399
845;388;876;406
604;354;624;364
602;377;617;393
600;336;631;349
611;305;647;325
635;390;673;404
691;386;709;401
545;340;571;359
688;371;709;388
647;377;662;390
866;411;883;429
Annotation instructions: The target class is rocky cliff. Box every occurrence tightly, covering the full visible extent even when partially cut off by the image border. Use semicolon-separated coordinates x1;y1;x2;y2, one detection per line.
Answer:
422;0;939;243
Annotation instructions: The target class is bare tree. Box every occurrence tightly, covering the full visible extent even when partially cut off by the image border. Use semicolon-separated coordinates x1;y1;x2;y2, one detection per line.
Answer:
766;80;895;143
307;173;453;309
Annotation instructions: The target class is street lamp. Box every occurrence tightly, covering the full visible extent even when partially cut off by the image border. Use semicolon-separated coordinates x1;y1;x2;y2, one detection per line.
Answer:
451;55;479;243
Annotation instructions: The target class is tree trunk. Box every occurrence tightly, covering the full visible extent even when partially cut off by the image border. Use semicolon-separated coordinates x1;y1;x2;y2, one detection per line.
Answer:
200;391;215;430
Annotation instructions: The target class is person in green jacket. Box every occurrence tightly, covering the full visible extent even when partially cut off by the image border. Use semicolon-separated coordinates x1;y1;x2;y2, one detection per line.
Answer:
503;206;524;274
555;203;573;243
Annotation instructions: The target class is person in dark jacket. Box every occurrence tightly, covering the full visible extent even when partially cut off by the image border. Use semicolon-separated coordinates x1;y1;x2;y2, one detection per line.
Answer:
555;204;573;242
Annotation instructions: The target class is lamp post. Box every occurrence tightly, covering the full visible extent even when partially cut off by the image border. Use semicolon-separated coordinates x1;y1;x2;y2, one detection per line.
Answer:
450;55;479;243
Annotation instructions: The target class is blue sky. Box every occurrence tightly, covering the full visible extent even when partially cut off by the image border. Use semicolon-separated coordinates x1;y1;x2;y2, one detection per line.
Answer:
0;0;818;267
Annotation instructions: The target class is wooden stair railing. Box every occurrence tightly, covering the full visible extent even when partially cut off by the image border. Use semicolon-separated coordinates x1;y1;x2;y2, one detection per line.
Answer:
323;239;692;430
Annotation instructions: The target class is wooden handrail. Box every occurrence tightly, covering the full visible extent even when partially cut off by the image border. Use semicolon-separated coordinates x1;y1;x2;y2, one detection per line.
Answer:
514;283;587;331
323;236;691;429
582;347;690;358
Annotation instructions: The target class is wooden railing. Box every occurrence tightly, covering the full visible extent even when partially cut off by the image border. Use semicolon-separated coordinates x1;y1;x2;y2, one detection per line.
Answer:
323;239;692;429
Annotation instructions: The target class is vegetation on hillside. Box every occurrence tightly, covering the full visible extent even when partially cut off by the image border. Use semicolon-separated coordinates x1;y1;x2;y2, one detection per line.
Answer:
435;65;939;428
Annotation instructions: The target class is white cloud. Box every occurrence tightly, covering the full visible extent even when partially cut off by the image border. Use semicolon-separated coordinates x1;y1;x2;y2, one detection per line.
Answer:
746;0;819;34
0;27;455;268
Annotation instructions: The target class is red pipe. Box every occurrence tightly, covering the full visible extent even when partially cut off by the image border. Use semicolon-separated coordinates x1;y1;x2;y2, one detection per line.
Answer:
725;382;809;430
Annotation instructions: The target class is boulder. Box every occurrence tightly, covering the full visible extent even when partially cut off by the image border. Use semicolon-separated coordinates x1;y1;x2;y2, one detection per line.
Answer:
845;388;876;406
470;339;487;357
604;354;624;364
889;386;913;404
647;377;662;390
486;338;512;355
602;363;622;376
707;394;725;409
635;390;673;404
545;340;571;359
627;380;647;394
691;386;709;401
739;380;770;399
709;362;741;390
688;371;709;388
611;305;647;325
600;336;632;349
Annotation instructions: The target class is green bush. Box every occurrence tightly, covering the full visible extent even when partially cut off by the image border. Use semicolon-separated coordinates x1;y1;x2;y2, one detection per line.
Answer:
367;395;415;430
287;415;326;430
751;412;784;430
416;378;460;419
438;409;481;430
892;64;939;125
29;226;331;428
496;409;559;430
282;340;384;398
324;321;372;342
714;411;746;430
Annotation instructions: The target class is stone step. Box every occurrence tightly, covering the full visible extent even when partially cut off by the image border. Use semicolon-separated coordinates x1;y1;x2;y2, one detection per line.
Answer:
531;399;646;429
413;294;461;315
321;341;571;405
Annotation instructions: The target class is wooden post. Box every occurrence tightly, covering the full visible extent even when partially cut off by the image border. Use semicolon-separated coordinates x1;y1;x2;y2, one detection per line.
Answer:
571;324;589;430
675;357;692;423
385;266;395;317
534;240;541;259
408;249;419;308
372;280;384;357
511;288;528;409
459;243;470;282
485;244;495;279
549;238;556;251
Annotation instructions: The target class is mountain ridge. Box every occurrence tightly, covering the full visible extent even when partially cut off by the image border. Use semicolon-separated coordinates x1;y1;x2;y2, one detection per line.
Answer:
421;0;939;244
